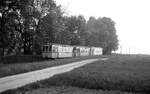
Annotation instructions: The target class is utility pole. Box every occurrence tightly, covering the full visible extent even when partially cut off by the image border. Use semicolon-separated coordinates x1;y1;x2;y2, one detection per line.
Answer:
129;48;130;55
120;45;122;54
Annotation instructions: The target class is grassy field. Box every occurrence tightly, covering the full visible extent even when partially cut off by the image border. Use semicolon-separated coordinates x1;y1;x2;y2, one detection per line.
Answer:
2;86;136;94
2;55;150;94
0;56;104;78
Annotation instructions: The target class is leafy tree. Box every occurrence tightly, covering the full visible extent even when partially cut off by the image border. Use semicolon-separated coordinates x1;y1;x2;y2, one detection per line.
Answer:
39;4;65;45
0;0;24;55
0;0;61;55
64;15;87;45
86;17;118;54
0;0;118;56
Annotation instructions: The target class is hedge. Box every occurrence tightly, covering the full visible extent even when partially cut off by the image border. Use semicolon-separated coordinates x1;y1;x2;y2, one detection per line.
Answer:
0;55;44;64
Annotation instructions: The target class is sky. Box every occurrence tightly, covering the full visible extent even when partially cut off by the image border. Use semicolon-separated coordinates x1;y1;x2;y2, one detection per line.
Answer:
55;0;150;54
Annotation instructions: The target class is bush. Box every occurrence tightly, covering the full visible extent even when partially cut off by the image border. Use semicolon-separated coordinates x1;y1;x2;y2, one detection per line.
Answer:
1;55;44;64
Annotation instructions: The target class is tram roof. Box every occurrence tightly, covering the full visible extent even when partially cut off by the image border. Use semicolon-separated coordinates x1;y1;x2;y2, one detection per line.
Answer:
43;43;102;49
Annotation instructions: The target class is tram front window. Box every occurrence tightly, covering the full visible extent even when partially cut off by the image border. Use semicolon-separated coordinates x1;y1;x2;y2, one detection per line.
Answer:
49;46;52;52
43;46;48;52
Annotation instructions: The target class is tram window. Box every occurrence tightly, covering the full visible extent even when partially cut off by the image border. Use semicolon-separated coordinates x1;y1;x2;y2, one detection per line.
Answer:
52;47;57;52
43;46;45;52
52;49;54;52
61;47;63;52
52;47;55;52
45;46;48;52
43;46;48;52
49;46;52;52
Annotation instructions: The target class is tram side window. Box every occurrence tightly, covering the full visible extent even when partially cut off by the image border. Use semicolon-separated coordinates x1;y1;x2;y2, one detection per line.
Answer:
42;46;45;52
52;47;55;52
43;46;48;52
46;46;48;52
52;46;58;52
49;46;52;52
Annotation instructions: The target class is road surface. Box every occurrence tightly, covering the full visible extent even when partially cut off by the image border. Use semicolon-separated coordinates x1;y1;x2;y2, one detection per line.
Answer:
0;58;108;93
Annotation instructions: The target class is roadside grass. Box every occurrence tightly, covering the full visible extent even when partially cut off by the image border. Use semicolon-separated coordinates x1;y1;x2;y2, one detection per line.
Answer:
0;55;44;64
0;56;104;78
2;86;138;94
45;55;150;93
2;55;150;94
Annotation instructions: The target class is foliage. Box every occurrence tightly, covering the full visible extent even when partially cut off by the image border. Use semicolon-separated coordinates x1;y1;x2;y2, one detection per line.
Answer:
0;0;60;55
86;17;118;54
0;0;118;55
0;56;101;78
2;55;150;94
63;15;87;45
39;5;65;44
0;0;24;55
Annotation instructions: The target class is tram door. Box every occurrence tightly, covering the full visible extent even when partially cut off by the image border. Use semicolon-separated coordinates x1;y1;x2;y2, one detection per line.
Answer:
73;47;76;57
52;45;58;58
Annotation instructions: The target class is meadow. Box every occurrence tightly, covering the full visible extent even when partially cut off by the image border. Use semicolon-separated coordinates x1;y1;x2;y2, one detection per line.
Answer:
2;55;150;94
0;56;103;78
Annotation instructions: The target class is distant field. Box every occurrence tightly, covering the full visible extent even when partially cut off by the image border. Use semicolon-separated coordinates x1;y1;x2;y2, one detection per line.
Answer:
0;56;104;78
16;86;137;94
2;55;150;94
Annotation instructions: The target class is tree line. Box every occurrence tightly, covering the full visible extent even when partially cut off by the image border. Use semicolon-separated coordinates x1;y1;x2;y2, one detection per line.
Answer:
0;0;118;56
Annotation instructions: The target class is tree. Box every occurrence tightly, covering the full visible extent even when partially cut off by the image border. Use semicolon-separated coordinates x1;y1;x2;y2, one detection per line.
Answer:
85;17;118;54
64;15;87;45
0;0;118;56
0;0;24;55
0;0;63;55
39;3;65;45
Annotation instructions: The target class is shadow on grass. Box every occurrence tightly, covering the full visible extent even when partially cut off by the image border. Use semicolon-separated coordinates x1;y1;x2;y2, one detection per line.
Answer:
3;73;149;94
2;55;150;94
38;73;150;93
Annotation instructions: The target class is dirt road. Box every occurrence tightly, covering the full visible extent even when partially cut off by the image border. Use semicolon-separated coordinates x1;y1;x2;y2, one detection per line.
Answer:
0;58;108;93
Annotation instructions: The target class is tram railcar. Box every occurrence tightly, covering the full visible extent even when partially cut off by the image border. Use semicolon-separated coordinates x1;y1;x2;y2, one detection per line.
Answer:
42;43;73;58
72;46;80;57
90;47;103;56
77;46;90;56
42;43;103;58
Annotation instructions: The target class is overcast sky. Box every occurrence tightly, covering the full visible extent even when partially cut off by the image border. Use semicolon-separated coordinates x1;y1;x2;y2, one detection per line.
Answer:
55;0;150;54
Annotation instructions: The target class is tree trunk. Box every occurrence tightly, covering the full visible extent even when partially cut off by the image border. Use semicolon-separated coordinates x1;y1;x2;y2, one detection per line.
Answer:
0;48;4;63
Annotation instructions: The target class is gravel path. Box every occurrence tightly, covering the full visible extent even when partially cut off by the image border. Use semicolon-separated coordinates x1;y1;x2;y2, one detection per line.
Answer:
0;58;108;93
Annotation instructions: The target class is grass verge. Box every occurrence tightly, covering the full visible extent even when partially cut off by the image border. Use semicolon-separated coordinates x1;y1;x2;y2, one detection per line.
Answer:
0;56;104;78
2;55;150;94
2;86;138;94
